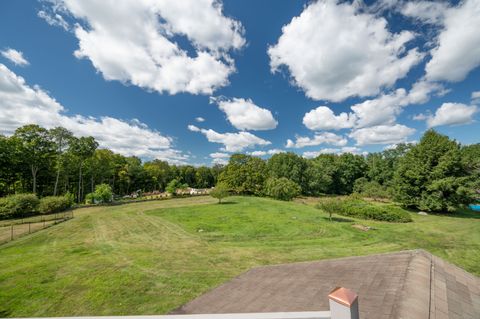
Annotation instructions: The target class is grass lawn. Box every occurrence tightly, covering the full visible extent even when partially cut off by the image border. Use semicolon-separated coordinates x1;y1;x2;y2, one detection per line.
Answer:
0;196;479;317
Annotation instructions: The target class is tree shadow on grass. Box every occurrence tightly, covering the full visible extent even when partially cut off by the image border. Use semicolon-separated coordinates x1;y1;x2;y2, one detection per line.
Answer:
322;216;354;222
218;201;237;205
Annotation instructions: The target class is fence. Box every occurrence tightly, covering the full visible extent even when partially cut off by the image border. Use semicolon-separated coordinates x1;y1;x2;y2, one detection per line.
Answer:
0;210;74;245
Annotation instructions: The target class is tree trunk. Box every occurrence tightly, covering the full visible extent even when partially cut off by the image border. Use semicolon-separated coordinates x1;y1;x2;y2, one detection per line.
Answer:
78;163;82;203
54;167;60;196
91;176;94;193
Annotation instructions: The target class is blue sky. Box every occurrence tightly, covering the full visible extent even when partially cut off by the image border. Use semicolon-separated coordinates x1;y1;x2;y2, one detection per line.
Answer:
0;0;479;165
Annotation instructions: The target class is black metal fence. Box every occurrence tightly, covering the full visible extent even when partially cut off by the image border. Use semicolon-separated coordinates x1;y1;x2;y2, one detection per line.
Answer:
0;210;74;245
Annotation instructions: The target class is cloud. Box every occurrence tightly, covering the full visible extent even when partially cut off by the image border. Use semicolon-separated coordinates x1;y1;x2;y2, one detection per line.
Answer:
350;89;406;128
400;1;450;25
43;0;245;95
1;48;29;66
268;0;424;102
303;106;355;131
195;117;205;122
349;124;415;145
210;152;230;165
188;125;271;152
302;80;445;132
211;97;278;130
425;0;480;82
425;102;478;127
247;149;285;157
471;91;480;104
37;9;70;31
286;132;347;148
0;63;187;163
302;146;362;158
210;152;230;159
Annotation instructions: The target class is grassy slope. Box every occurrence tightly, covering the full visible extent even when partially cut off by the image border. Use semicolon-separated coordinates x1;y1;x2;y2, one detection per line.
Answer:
0;196;479;317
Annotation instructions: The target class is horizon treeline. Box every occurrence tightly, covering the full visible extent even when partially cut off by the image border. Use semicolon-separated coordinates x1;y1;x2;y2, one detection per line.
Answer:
0;124;222;201
1;124;479;212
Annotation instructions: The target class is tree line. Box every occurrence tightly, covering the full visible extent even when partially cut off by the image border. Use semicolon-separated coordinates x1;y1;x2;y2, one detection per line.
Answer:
0;124;222;202
217;130;479;212
1;124;479;212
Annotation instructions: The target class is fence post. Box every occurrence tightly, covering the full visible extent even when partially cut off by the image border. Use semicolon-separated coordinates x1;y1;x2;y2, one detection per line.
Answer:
29;222;31;234
43;217;46;228
11;224;13;241
328;287;359;319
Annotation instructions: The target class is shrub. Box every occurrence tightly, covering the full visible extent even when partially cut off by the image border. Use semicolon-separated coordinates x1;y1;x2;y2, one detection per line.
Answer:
85;193;95;204
211;183;230;203
265;177;301;201
353;178;391;199
0;193;39;219
94;183;113;203
316;197;412;223
39;196;73;214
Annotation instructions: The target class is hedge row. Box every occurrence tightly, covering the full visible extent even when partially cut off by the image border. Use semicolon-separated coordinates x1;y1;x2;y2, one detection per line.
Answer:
0;194;73;219
317;197;412;223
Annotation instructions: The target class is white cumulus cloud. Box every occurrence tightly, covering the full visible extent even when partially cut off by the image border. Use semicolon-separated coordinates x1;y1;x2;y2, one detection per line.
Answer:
425;102;478;127
425;0;480;82
349;124;415;146
303;106;355;131
268;0;424;102
188;125;271;152
286;132;347;148
43;0;245;95
211;97;278;130
0;63;187;163
1;48;29;66
302;146;362;158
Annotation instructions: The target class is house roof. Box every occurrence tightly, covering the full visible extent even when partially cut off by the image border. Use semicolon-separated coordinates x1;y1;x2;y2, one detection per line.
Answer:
171;250;480;319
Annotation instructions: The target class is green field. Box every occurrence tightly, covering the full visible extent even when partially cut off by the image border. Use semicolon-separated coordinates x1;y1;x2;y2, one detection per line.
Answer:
0;196;479;317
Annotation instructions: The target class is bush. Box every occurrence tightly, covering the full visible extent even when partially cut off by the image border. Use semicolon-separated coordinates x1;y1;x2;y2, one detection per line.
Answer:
316;197;412;223
39;196;73;214
85;193;95;204
353;178;391;199
265;177;301;201
211;183;230;203
94;184;113;203
0;193;39;219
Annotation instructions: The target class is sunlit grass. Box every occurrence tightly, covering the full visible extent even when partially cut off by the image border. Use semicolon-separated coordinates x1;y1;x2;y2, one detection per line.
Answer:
0;196;478;317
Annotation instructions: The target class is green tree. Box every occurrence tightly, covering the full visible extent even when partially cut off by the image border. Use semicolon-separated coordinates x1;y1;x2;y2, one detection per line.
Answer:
0;135;19;195
195;166;214;188
144;160;171;191
267;152;307;192
49;127;74;196
210;182;230;203
366;143;412;186
218;154;267;195
305;154;337;195
393;130;472;212
264;177;301;201
94;183;113;203
335;153;367;194
69;136;98;202
13;125;55;194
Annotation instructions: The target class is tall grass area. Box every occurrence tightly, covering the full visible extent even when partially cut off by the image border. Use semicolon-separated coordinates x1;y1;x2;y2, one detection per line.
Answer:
0;196;479;317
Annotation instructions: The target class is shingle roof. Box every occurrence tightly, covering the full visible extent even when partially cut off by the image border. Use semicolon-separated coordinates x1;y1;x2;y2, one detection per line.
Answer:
172;250;480;319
